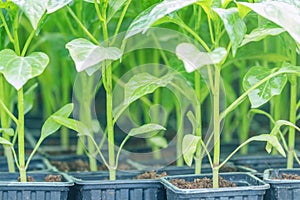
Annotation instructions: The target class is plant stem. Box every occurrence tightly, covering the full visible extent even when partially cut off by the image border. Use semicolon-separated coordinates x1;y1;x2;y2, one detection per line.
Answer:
213;67;220;188
287;75;297;168
66;6;99;45
195;71;202;174
0;75;15;172
17;88;26;182
176;103;184;166
101;1;116;180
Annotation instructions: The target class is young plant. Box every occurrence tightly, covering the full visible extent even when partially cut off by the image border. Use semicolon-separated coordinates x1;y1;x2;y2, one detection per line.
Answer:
0;0;73;182
124;0;300;188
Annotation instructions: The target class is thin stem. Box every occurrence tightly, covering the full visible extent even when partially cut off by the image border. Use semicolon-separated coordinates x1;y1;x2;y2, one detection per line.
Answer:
17;88;26;182
0;9;14;43
195;71;202;174
0;97;19;126
66;6;99;45
21;30;35;56
112;0;132;44
212;67;220;188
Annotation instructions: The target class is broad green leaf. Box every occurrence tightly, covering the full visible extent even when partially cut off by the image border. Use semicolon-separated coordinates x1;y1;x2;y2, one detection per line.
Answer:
128;123;166;137
214;8;246;56
47;0;72;14
40;103;73;140
52;116;92;137
11;0;47;29
0;49;49;90
126;0;199;38
244;134;285;157
24;83;38;115
148;136;168;148
176;43;227;73
182;134;201;166
240;27;285;47
266;120;300;153
0;137;13;146
0;128;14;137
123;73;174;106
66;38;122;73
243;66;287;108
238;1;300;44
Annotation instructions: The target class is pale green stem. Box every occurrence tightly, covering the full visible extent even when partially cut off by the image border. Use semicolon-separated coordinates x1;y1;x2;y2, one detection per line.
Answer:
195;71;202;174
213;68;220;188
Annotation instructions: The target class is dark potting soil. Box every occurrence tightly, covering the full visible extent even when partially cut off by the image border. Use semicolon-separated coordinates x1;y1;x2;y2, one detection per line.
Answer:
18;174;62;182
51;159;131;172
170;176;237;189
275;173;300;180
135;170;167;179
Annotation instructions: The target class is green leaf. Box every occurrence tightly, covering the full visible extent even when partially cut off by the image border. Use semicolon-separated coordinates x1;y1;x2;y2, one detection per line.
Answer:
40;103;74;140
52;116;92;137
182;134;201;167
0;128;14;137
123;72;173;106
240;27;285;47
126;0;199;38
266;120;300;153
24;83;38;115
11;0;47;29
0;49;49;90
66;38;122;73
176;43;227;73
238;1;300;44
47;0;72;14
245;134;285;157
148;136;168;148
128;123;166;138
213;8;246;56
243;66;287;108
0;137;13;146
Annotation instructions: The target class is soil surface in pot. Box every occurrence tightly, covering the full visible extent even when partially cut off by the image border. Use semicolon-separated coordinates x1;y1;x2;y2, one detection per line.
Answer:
18;174;62;182
50;159;131;172
275;173;300;180
170;176;236;189
135;170;167;179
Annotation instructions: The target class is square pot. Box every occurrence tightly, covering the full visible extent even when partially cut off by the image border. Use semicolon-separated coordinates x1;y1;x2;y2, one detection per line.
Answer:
264;168;300;200
0;172;73;200
161;172;269;200
68;172;165;200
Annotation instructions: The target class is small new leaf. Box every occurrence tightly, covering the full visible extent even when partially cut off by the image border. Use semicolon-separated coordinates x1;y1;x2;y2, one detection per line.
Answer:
128;123;166;137
182;134;201;166
40;104;74;140
148;136;168;148
176;43;227;73
0;128;14;137
0;137;13;146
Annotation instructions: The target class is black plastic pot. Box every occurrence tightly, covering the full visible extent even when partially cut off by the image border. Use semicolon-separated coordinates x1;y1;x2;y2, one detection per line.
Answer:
68;172;165;200
0;172;73;200
0;156;52;172
264;168;300;200
161;173;269;200
231;155;299;173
